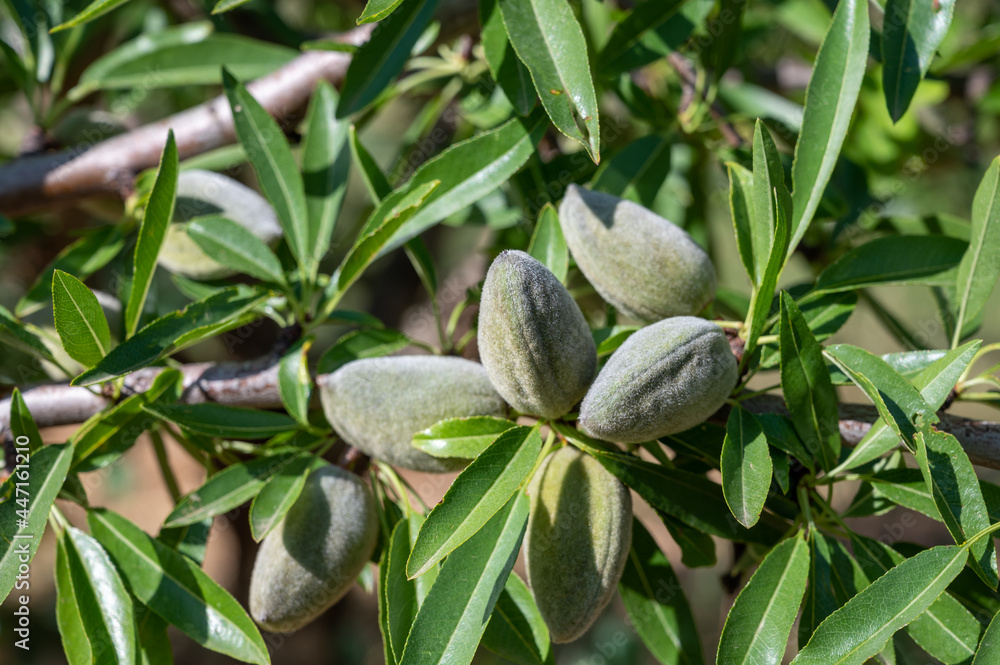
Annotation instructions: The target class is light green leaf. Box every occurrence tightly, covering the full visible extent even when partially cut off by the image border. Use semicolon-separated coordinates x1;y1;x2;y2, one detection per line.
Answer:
399;492;529;665
620;518;705;665
527;204;568;283
792;545;968;665
728;162;756;283
779;292;841;471
482;572;552;665
407;425;541;578
277;337;312;426
223;69;309;273
125;131;178;337
953;156;1000;345
882;0;956;121
52;0;132;32
814;235;968;293
303;81;351;276
73;287;268;385
142;403;297;440
249;454;323;541
789;0;869;255
499;0;600;161
358;0;405;23
8;388;41;452
0;444;73;600
55;527;136;665
412;416;517;459
751;120;792;286
211;0;252;13
479;0;536;116
721;406;772;529
717;534;809;665
337;0;439;117
88;509;269;665
316;328;413;374
52;270;112;368
186;216;285;284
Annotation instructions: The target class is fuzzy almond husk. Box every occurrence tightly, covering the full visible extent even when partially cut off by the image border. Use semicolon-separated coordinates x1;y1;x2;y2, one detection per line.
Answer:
558;185;716;322
579;316;737;443
249;465;378;633
526;445;632;643
479;250;597;418
317;356;508;472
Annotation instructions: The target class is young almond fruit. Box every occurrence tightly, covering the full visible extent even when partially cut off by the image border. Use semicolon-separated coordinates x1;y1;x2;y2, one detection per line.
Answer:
317;356;508;472
249;465;378;633
526;445;632;643
579;316;737;443
558;185;716;322
479;250;597;419
159;170;283;280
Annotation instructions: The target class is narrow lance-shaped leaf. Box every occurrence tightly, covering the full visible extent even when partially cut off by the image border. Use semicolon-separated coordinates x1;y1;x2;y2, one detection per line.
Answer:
882;0;957;122
591;134;673;208
407;425;542;578
412;416;517;459
88;509;269;665
277;336;312;427
143;403;298;440
125;131;178;337
482;572;552;665
751;120;792;286
953;156;1000;345
0;304;54;361
383;515;424;664
223;69;310;274
721;406;773;529
789;0;869;255
51;0;133;32
249;454;323;542
527;204;568;284
0;444;73;600
792;545;969;665
480;0;536;116
598;0;697;76
620;518;705;665
744;189;790;355
814;235;968;293
8;388;42;453
316;328;413;374
728;162;755;283
974;607;1000;664
716;534;809;665
358;0;406;23
779;292;841;471
499;0;600;161
350;126;393;203
398;491;529;665
186;216;285;284
915;429;998;589
54;526;136;665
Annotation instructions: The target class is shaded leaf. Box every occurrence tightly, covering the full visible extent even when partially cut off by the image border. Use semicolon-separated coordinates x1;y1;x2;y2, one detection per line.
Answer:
143;403;297;440
814;235;967;293
277;337;312;426
882;0;956;121
480;0;536;116
316;328;413;374
249;454;323;541
527;204;568;283
953;156;1000;344
482;572;552;665
721;406;772;529
186;217;285;284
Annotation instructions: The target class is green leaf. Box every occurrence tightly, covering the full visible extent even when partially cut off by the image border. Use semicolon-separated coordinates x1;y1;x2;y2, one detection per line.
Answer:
52;0;133;32
17;225;125;316
52;269;112;368
592;135;673;208
867;468;940;520
572;442;786;545
73;287;268;385
759;290;857;368
211;0;251;12
0;444;73;600
186;216;285;283
499;0;600;161
399;491;529;665
316;328;413;374
599;0;694;76
70;31;295;98
405;237;438;296
350;126;393;202
814;235;968;293
882;0;956;121
721;406;773;529
383;516;421;664
358;0;405;23
143;403;297;440
838;341;980;470
8;388;41;453
223;69;309;273
789;0;869;254
407;425;542;578
953;156;1000;345
728;162;756;283
779;292;841;471
88;509;269;665
412;416;517;459
336;181;440;294
303;81;351;276
249;454;322;541
660;512;717;569
163;453;302;528
745;189;790;354
277;337;312;426
916;429;998;589
337;0;439;117
0;304;54;360
792;545;968;665
620;518;705;665
751;120;792;286
125;131;178;337
482;572;552;665
798;531;869;647
527;204;568;283
974;608;1000;664
479;0;536;116
717;534;809;665
55;527;136;665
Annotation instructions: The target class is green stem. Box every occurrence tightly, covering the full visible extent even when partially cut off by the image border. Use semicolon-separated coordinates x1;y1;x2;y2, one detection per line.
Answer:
150;428;183;503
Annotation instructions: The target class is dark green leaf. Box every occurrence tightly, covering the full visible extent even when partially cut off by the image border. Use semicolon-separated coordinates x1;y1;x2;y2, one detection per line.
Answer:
728;162;755;282
974;609;1000;664
751;120;792;286
527;204;568;283
88;509;268;664
660;512;716;569
717;534;809;665
52;270;112;368
408;425;541;577
384;516;420;664
350;126;393;202
405;237;438;296
814;236;967;293
882;0;956;121
125;131;178;337
499;0;600;160
480;0;535;116
277;337;312;426
599;0;695;75
592;135;673;208
316;328;413;374
745;189;790;354
411;416;517;459
143;403;297;440
186;216;285;284
249;454;323;541
482;572;552;665
721;406;772;529
953;156;1000;344
8;388;41;453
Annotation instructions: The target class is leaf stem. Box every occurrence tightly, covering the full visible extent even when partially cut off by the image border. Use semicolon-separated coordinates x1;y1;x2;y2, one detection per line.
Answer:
150;427;183;503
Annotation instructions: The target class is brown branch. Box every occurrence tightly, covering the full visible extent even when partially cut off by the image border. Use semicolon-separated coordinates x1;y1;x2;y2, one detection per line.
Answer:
0;27;373;216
